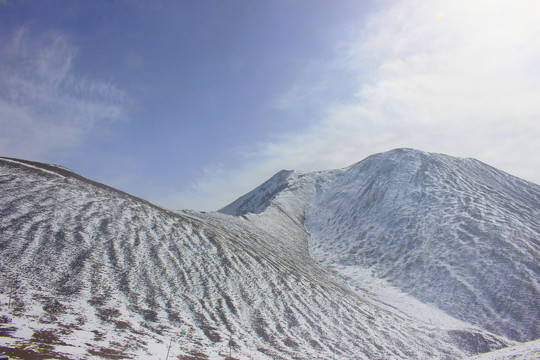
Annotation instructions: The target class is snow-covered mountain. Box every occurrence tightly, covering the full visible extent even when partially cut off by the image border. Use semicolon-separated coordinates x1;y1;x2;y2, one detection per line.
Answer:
321;150;539;341
1;149;538;359
220;149;540;343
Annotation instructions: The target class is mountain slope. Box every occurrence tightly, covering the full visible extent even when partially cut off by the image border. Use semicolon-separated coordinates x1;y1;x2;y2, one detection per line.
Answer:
306;149;540;342
221;148;540;343
467;338;540;360
0;156;511;359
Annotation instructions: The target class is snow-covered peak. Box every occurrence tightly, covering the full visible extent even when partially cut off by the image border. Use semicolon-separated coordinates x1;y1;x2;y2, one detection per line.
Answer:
305;149;540;341
220;148;540;341
218;169;298;215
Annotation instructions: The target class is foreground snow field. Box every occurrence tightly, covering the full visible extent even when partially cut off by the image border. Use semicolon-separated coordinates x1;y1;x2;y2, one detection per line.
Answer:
1;149;538;359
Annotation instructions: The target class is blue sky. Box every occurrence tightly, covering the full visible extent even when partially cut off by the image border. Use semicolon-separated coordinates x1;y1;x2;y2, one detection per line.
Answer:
1;1;539;210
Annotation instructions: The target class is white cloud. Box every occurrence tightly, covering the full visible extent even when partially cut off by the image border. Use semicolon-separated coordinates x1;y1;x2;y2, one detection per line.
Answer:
0;28;129;160
173;0;540;211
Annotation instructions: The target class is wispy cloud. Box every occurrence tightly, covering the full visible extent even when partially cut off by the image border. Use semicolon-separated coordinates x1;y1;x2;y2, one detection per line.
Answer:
172;0;540;211
0;28;129;160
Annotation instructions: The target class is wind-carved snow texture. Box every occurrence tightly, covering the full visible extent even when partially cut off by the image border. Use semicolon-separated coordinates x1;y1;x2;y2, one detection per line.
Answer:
304;149;540;343
0;150;535;359
221;149;540;344
467;338;540;359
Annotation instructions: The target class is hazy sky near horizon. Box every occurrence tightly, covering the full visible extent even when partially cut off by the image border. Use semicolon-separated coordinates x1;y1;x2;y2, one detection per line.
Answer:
1;0;539;210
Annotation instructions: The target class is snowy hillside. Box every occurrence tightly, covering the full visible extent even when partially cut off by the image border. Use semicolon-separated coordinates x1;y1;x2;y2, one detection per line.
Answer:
467;338;540;360
0;150;536;359
219;169;295;216
221;149;539;343
305;149;540;342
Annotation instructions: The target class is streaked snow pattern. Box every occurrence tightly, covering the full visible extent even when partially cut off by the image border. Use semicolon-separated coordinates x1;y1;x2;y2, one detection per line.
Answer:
467;338;540;359
222;149;540;343
0;149;537;359
306;150;540;343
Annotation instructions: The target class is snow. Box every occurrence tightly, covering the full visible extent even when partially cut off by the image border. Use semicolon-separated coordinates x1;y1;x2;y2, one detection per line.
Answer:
220;149;539;342
467;338;540;360
302;149;539;341
1;149;538;359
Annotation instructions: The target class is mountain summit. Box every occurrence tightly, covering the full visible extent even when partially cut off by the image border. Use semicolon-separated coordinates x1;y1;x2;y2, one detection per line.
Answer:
1;149;538;359
221;149;540;342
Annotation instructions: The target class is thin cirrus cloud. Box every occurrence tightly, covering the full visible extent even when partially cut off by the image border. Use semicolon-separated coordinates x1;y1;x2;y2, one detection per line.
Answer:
0;28;129;161
171;0;540;211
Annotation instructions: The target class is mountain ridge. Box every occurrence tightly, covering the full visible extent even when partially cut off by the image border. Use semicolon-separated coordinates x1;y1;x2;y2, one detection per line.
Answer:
1;150;538;359
218;148;540;342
